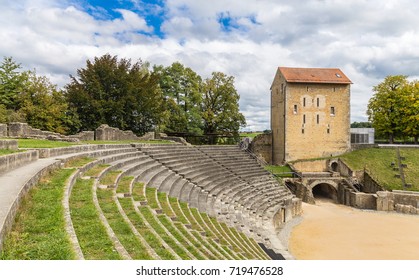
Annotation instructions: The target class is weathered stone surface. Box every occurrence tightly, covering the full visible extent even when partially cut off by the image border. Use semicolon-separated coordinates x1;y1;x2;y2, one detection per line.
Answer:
0;140;18;150
0;124;7;137
249;133;272;164
95;124;140;141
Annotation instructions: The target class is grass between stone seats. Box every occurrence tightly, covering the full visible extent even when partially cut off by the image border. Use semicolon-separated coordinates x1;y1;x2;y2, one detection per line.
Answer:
0;168;75;260
70;178;121;259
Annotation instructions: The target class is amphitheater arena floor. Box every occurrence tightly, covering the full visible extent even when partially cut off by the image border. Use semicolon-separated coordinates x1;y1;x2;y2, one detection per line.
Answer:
288;199;419;260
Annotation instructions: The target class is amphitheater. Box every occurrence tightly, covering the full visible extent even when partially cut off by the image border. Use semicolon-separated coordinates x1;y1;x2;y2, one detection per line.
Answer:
0;140;302;260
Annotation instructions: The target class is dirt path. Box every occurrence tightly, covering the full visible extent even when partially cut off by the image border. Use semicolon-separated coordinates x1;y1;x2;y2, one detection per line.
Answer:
289;200;419;260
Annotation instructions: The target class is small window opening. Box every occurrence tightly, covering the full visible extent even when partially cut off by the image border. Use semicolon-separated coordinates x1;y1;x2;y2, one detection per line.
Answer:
330;106;335;115
303;114;306;124
316;114;320;124
303;97;306;107
317;98;320;107
293;104;298;114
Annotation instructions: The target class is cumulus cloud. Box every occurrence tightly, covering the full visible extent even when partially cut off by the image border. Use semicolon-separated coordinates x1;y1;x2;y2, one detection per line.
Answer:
1;0;419;131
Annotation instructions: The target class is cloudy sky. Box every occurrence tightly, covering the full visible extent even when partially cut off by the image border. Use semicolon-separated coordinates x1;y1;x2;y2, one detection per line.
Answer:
1;0;419;131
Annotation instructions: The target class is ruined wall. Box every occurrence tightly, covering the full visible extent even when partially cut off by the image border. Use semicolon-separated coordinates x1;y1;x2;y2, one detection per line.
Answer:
0;124;7;137
95;124;140;141
377;191;419;214
249;133;272;164
362;171;383;193
6;122;79;142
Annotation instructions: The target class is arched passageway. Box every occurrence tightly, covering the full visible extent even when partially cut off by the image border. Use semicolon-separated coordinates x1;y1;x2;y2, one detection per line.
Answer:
331;162;338;172
312;183;337;202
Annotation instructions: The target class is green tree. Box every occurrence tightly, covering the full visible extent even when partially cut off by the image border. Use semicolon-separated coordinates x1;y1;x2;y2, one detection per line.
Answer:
201;72;246;137
0;57;29;110
18;71;80;134
350;121;372;128
400;80;419;143
367;75;409;143
65;54;166;135
154;62;203;134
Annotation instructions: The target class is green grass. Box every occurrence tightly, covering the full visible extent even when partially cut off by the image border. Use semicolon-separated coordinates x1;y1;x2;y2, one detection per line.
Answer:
97;188;153;259
64;157;95;168
264;165;293;178
157;215;206;260
0;149;21;156
69;178;121;260
145;187;159;209
340;148;419;191
1;169;75;260
118;197;176;260
132;182;146;201
116;176;134;194
240;132;262;138
139;206;191;260
157;192;175;217
100;170;121;186
16;138;78;148
189;208;235;260
84;164;110;177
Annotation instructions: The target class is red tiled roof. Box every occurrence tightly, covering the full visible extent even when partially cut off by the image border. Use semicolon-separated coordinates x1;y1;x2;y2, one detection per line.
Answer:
278;67;352;84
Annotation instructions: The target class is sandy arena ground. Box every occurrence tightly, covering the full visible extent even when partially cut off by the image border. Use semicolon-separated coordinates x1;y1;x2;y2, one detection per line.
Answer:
289;199;419;260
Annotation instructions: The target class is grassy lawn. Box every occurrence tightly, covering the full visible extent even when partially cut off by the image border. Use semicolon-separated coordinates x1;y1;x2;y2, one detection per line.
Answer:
1;169;75;260
264;165;293;178
240;132;262;139
340;148;419;191
0;149;20;156
16;139;78;148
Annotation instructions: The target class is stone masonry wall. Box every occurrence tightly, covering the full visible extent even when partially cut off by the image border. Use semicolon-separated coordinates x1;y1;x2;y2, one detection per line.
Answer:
95;124;140;141
0;140;18;150
249;133;272;164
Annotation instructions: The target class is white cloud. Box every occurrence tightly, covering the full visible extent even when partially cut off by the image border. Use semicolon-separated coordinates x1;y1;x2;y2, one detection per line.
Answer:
1;0;419;131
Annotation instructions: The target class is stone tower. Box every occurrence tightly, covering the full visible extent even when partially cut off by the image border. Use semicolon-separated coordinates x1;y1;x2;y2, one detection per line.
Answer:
270;67;351;164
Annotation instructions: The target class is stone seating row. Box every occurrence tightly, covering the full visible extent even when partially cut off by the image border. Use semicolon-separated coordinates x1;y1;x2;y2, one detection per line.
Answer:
139;145;294;238
78;151;268;259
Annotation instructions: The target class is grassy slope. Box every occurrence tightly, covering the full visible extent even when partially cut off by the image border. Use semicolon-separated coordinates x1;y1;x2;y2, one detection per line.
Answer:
340;148;419;191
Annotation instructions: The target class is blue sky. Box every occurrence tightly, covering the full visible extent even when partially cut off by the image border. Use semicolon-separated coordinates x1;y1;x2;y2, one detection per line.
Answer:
1;0;419;131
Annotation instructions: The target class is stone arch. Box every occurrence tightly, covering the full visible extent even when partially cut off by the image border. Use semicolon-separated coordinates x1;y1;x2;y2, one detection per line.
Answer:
329;159;339;172
308;180;338;202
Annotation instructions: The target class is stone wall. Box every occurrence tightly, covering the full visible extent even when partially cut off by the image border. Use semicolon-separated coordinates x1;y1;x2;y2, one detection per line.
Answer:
362;171;384;193
0;140;18;150
0;124;7;137
70;131;95;141
377;190;419;214
6;122;79;142
95;124;140;141
0;150;39;174
290;159;328;172
249;133;272;164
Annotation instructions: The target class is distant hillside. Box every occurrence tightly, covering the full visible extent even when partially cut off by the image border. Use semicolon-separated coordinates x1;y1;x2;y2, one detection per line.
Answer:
340;148;419;191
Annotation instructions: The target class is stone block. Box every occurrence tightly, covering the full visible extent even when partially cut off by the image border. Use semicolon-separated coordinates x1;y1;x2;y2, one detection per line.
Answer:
0;124;7;137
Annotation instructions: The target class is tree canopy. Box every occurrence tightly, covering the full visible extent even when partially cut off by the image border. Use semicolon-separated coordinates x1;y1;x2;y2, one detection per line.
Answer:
367;75;419;143
65;54;166;135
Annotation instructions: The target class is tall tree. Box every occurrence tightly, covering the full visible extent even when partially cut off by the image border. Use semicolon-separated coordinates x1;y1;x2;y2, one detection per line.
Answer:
201;72;246;136
367;75;409;143
18;71;80;134
65;54;166;135
0;57;29;110
154;62;203;134
400;80;419;143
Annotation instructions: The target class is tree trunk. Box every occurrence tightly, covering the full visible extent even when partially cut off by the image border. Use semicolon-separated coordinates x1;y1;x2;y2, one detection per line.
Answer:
415;135;418;145
389;133;394;144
